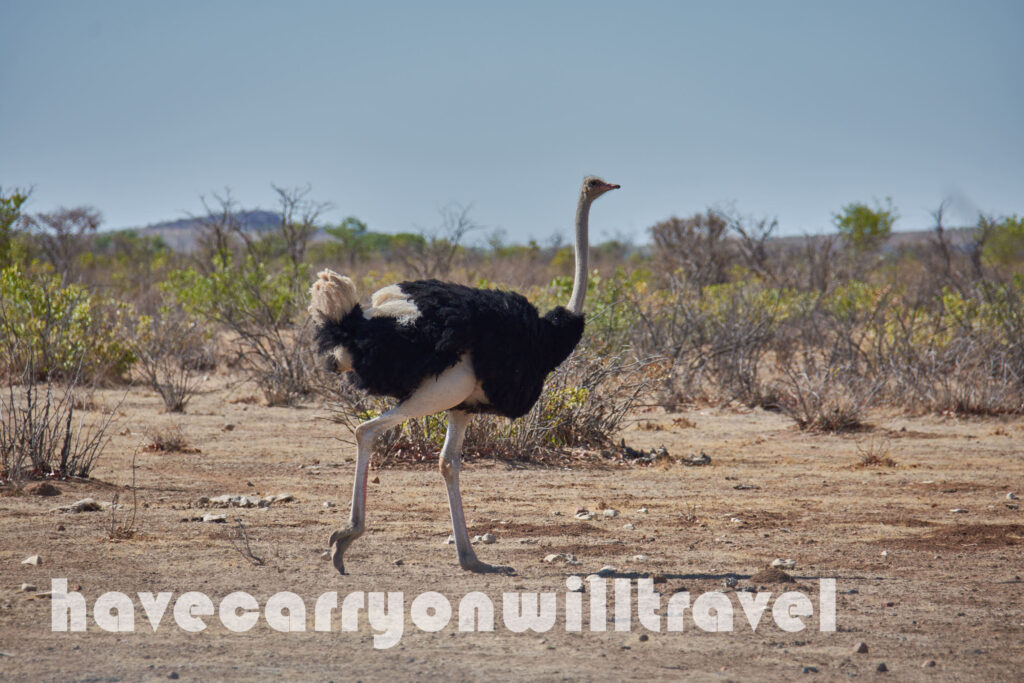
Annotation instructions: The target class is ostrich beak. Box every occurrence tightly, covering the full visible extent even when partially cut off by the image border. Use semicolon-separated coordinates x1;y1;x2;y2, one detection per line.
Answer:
600;182;620;192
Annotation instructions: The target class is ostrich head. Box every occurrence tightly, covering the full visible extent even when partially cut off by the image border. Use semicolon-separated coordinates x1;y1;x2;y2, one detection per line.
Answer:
582;176;620;200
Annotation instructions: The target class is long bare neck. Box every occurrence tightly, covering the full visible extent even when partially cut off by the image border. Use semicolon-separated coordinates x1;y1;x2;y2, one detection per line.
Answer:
567;191;591;314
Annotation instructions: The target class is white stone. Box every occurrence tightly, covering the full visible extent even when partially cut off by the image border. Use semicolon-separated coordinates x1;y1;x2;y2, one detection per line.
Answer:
575;512;595;520
637;507;649;514
603;509;618;518
632;554;649;562
771;558;796;569
950;508;968;513
20;583;37;592
597;565;617;576
21;555;41;566
202;513;227;523
544;553;563;563
623;523;635;530
480;533;496;544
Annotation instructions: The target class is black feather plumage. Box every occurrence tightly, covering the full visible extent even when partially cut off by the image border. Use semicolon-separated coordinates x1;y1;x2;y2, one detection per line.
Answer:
314;280;585;418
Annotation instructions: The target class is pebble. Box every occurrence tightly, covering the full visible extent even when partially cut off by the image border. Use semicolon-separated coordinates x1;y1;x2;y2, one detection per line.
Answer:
201;513;227;523
637;507;648;514
320;551;330;560
724;577;738;588
881;550;889;557
168;672;179;680
575;512;595;520
544;553;578;564
730;517;744;525
394;559;404;566
195;496;210;506
597;565;617;577
922;660;936;668
801;666;818;674
622;523;635;530
551;510;562;516
1008;492;1018;500
445;535;455;545
876;662;888;673
854;642;869;654
632;554;649;562
21;555;42;566
323;501;335;508
637;633;649;642
772;558;796;570
480;533;496;544
603;509;618;518
265;493;295;504
20;583;37;592
950;508;968;514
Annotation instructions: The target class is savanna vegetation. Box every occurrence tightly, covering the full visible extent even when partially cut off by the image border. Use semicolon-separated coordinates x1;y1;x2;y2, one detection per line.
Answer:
2;182;1022;482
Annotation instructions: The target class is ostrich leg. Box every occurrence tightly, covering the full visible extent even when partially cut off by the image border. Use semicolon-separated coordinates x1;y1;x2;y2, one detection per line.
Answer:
330;358;477;574
439;410;514;574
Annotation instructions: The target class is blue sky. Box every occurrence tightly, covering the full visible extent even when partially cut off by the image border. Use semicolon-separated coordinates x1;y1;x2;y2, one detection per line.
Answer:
1;0;1021;243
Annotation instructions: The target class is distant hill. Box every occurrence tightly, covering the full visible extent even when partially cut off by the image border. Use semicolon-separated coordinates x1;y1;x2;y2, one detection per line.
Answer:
132;210;284;251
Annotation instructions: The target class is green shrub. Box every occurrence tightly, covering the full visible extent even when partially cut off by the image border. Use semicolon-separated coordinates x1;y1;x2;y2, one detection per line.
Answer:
0;265;135;383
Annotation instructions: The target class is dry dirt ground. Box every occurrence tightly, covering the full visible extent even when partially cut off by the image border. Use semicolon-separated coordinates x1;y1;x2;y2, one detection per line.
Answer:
2;375;1023;682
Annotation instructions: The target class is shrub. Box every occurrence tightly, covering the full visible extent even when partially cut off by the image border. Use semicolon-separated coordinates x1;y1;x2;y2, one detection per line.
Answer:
164;254;316;405
0;265;135;383
0;354;119;481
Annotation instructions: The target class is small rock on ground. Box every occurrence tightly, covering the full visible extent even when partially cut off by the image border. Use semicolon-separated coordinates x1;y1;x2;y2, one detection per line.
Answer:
201;513;227;523
876;662;888;672
603;509;618;518
772;558;796;570
480;533;496;544
922;660;936;668
801;666;818;674
854;642;869;654
623;523;635;530
20;583;37;592
21;555;42;566
597;565;616;576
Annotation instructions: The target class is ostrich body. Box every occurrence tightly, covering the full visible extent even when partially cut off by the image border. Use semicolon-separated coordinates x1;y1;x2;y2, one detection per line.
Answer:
309;176;619;574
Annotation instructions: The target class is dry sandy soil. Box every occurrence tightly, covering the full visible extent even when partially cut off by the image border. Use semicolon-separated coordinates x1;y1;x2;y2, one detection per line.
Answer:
2;374;1022;682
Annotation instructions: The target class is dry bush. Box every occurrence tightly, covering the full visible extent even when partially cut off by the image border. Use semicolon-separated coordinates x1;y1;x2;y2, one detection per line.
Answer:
143;424;193;453
0;355;119;481
855;436;896;467
132;311;208;412
650;211;735;287
772;350;880;432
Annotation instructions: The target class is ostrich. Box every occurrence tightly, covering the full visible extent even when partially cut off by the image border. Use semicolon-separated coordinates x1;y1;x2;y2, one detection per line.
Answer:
309;176;619;574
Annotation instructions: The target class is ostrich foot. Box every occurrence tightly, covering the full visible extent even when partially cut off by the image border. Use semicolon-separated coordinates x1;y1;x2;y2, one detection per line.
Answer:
460;558;516;575
329;527;362;575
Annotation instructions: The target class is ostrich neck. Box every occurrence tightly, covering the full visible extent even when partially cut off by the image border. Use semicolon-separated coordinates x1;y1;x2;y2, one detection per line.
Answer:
567;193;591;315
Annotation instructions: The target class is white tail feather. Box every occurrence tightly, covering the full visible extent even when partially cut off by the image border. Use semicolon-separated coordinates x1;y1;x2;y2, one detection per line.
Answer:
308;269;359;323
